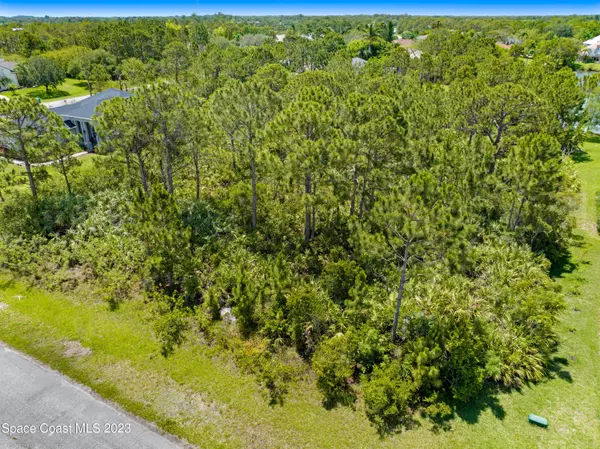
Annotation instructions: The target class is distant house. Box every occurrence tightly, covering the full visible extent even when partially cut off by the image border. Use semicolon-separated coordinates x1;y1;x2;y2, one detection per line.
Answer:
0;59;19;91
407;48;422;59
495;41;513;50
416;35;428;41
51;88;132;150
275;34;286;42
583;35;600;60
352;57;367;68
12;28;24;32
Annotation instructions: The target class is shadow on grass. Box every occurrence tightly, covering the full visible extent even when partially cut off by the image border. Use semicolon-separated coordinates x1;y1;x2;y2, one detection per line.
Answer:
549;232;591;278
0;278;16;290
322;389;357;411
572;150;592;163
413;387;507;436
547;356;573;384
549;248;579;279
73;81;89;89
585;134;600;145
454;389;506;424
22;90;71;100
423;356;574;435
375;357;575;438
371;386;508;438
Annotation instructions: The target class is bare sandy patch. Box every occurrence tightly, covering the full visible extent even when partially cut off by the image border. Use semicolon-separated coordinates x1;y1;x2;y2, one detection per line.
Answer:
580;219;597;234
100;360;221;425
63;340;92;358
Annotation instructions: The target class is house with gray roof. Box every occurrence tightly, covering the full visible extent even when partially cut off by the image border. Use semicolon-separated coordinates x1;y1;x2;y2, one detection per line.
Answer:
583;35;600;60
0;59;19;91
51;88;132;150
352;57;367;68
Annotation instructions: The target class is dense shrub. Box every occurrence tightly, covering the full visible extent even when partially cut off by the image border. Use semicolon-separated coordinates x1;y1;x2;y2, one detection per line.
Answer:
363;361;418;432
312;334;357;407
0;192;88;238
151;293;189;357
321;253;364;305
287;282;339;357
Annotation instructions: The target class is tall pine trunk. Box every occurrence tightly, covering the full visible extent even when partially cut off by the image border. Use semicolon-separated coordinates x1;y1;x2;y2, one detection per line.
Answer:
59;157;71;195
304;173;311;245
136;151;149;196
251;154;257;229
391;243;410;341
162;125;174;194
193;150;201;201
18;134;37;199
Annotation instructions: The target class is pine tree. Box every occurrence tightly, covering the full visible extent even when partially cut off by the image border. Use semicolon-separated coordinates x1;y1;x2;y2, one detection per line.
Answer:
211;79;281;229
0;97;70;199
127;187;192;292
95;95;155;194
267;86;346;244
354;172;468;341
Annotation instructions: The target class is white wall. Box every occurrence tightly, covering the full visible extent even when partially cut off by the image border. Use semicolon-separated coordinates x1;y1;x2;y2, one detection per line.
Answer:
0;67;19;91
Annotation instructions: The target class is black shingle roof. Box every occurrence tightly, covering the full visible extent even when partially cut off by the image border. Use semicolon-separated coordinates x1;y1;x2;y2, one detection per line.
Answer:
52;88;132;122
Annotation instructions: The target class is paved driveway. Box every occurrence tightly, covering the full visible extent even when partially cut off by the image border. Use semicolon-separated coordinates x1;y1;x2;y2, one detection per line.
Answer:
44;95;90;109
0;343;186;449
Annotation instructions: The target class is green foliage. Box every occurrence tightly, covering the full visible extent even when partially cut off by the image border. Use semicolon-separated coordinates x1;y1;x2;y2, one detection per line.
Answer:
0;96;73;198
321;254;363;305
0;17;582;432
363;360;418;432
232;265;263;337
534;38;581;69
69;48;116;94
0;192;88;238
162;41;191;82
312;334;357;407
287;282;338;357
347;38;389;59
151;292;189;357
119;57;147;87
255;353;297;406
15;55;65;93
127;187;194;297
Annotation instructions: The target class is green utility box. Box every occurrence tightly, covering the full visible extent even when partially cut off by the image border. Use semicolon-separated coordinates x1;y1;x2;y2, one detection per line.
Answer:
528;414;548;428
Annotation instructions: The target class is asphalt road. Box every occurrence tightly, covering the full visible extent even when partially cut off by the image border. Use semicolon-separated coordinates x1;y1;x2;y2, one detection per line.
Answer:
0;343;186;449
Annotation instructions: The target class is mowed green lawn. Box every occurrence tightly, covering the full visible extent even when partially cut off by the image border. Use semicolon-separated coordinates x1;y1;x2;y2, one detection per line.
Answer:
577;62;600;72
3;78;90;102
1;153;98;196
0;141;599;448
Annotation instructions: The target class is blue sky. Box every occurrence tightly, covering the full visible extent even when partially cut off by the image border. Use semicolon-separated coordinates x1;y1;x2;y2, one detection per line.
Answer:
0;0;598;17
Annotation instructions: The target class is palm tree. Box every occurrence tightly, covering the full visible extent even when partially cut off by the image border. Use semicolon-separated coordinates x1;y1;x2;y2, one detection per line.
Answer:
359;22;384;57
360;22;383;42
382;21;396;43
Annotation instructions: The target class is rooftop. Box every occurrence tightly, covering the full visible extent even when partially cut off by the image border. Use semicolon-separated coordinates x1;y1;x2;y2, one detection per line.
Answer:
51;88;132;122
0;60;18;71
495;41;513;50
352;57;367;68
